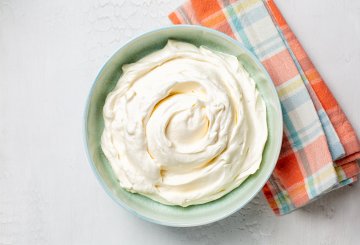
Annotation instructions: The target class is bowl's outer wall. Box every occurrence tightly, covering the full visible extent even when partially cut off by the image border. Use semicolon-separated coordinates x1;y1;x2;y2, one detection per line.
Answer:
84;25;283;227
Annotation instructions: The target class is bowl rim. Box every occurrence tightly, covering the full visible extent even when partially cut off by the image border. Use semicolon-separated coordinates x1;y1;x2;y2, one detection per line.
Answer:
83;24;283;227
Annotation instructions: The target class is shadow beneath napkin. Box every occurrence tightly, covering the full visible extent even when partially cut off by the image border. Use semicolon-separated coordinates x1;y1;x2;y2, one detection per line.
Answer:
164;183;359;243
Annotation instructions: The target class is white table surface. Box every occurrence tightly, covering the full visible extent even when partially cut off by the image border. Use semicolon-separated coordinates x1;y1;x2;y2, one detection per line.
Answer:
1;0;359;244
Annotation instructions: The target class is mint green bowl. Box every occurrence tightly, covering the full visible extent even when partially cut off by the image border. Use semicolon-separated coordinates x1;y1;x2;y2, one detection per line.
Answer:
84;25;282;227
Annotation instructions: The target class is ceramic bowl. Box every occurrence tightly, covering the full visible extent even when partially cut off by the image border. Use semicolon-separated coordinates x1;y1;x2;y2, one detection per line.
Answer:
84;25;282;227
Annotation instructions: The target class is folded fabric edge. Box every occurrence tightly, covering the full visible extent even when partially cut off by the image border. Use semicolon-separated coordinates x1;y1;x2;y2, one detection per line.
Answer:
336;152;360;166
335;160;360;182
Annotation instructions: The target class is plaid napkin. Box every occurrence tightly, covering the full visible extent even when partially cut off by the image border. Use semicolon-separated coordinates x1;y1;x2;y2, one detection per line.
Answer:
169;0;360;215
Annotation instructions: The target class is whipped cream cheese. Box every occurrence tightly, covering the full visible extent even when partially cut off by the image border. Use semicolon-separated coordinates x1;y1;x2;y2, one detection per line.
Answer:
101;40;267;206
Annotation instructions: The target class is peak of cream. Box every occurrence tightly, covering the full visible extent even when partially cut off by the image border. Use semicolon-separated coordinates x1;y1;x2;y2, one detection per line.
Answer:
101;40;267;206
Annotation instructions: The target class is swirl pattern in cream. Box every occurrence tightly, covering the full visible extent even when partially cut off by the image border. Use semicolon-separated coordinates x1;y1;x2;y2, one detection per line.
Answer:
101;40;267;206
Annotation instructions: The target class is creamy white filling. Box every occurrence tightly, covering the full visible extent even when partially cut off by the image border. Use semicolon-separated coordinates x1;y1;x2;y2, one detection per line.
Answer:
101;40;267;206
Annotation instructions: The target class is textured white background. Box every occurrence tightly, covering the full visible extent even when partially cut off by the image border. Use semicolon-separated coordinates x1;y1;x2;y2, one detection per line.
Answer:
1;0;360;244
